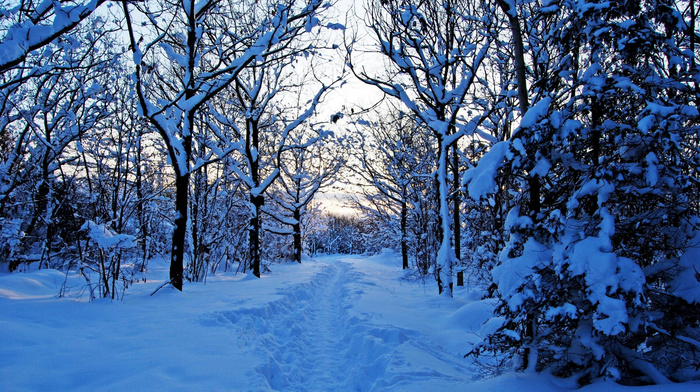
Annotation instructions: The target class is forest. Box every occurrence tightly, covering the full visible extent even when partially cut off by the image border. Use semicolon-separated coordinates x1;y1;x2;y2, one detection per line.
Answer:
1;0;700;387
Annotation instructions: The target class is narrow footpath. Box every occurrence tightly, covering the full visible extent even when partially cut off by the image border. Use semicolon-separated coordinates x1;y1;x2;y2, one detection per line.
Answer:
215;258;476;391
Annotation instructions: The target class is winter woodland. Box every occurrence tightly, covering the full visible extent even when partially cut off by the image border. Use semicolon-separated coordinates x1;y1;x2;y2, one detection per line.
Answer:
1;0;700;388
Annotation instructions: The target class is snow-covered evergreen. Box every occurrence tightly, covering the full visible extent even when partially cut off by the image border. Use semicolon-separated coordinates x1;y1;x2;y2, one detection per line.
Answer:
464;0;700;383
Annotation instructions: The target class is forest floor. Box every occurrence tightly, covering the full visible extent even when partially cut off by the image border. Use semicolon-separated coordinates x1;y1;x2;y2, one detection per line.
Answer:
0;251;698;391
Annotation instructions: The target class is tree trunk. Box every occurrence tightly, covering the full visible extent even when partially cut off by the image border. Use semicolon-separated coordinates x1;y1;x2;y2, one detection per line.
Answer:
452;143;463;286
168;0;196;290
250;196;262;277
401;199;408;269
436;132;454;296
169;124;193;291
170;172;189;291
293;208;302;263
191;178;200;280
591;98;602;166
247;115;262;277
692;0;700;107
136;134;148;272
497;0;528;116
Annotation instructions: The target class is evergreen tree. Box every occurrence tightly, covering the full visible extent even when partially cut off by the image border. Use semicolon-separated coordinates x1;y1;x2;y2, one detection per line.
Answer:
466;0;700;383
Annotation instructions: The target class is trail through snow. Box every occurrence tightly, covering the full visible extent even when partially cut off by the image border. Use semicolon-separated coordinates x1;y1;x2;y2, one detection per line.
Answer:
208;259;475;391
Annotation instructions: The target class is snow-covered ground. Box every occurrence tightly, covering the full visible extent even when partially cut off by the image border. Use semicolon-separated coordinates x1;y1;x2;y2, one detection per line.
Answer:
1;251;698;391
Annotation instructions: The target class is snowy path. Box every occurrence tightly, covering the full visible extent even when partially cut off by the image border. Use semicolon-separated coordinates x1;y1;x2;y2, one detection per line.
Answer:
294;262;354;389
209;258;477;391
259;261;354;390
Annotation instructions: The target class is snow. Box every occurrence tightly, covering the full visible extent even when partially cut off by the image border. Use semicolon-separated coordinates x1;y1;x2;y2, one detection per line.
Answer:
194;0;209;16
463;141;511;200
160;42;188;68
645;152;659;187
531;156;552;177
544;303;578;321
492;237;550;311
518;96;551;130
567;179;614;211
400;5;421;26
561;232;645;336
638;114;655;133
305;16;320;32
672;235;700;304
645;103;676;117
0;253;698;391
81;220;137;249
0;0;101;69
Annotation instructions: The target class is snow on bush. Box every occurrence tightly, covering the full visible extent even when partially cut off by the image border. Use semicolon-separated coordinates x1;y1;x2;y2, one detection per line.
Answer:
81;220;136;250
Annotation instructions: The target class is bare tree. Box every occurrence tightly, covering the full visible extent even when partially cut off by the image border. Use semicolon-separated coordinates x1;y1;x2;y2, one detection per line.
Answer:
348;0;493;295
0;0;109;72
348;107;433;270
267;124;345;263
0;15;118;270
226;67;340;276
122;0;331;288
